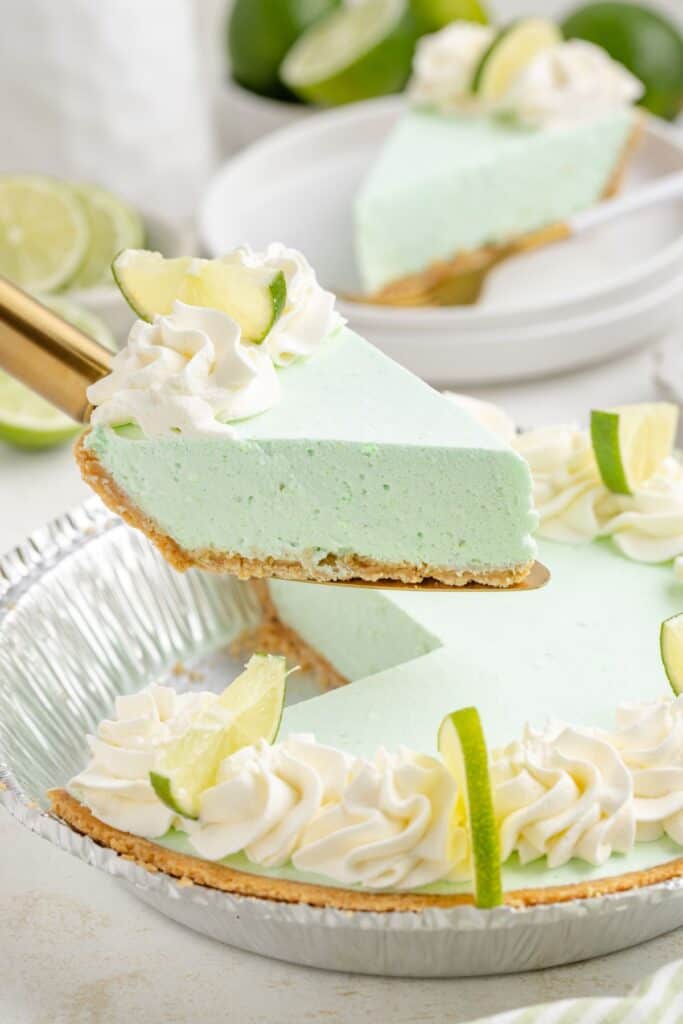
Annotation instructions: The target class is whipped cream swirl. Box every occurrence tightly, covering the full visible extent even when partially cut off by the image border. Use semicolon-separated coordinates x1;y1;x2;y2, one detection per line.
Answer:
186;735;351;865
68;684;225;838
492;725;635;867
409;22;494;114
507;40;643;128
294;748;466;889
88;245;341;438
606;697;683;844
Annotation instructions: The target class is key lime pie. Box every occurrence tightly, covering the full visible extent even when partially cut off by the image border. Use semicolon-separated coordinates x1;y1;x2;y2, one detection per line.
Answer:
354;19;644;303
75;247;537;587
54;364;683;911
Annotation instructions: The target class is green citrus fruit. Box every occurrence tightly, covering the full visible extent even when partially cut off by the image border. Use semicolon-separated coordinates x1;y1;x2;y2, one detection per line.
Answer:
228;0;341;100
410;0;489;34
281;0;418;107
562;2;683;120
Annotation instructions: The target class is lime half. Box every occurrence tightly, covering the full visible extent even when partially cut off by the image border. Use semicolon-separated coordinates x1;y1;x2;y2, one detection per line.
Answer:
661;614;683;696
591;403;678;496
228;0;340;100
471;18;561;98
113;250;286;344
281;0;417;107
69;184;145;290
0;175;89;292
150;654;287;819
0;296;114;450
438;706;502;908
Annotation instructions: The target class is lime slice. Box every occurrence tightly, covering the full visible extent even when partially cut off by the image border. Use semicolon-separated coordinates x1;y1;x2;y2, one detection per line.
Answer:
150;654;287;819
69;184;145;290
438;706;502;908
112;250;286;344
471;18;562;98
563;2;683;121
0;296;115;450
590;403;678;496
228;0;341;100
661;614;683;696
281;0;417;107
0;175;89;292
410;0;488;33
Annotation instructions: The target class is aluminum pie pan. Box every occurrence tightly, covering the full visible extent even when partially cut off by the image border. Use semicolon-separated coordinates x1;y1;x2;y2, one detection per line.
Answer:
3;499;683;978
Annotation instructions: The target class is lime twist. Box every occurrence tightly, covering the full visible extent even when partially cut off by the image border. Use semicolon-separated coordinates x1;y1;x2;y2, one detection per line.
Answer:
112;249;286;345
590;403;678;496
661;614;683;696
438;705;503;908
471;18;562;99
150;654;288;819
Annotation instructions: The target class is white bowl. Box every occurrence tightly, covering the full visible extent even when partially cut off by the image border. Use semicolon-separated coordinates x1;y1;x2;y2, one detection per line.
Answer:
67;213;195;344
217;78;312;155
199;97;683;385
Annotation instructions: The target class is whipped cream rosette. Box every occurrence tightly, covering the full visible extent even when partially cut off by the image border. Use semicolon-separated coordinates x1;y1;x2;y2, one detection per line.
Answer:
185;735;351;865
293;748;465;890
607;697;683;844
88;245;342;438
491;726;635;868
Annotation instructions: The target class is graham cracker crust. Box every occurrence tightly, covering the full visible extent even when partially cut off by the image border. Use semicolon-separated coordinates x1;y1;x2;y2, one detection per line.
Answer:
75;433;532;588
356;117;644;308
50;789;683;912
232;581;349;691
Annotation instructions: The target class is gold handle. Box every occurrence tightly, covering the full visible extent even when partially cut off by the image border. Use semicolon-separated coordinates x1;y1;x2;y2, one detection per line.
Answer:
0;277;113;424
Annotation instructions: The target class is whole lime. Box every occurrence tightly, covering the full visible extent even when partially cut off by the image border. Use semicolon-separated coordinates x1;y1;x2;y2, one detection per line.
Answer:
562;2;683;120
410;0;489;34
228;0;340;100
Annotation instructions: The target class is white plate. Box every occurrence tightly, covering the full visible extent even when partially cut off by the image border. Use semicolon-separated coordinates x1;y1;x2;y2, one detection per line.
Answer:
199;98;683;385
5;502;683;978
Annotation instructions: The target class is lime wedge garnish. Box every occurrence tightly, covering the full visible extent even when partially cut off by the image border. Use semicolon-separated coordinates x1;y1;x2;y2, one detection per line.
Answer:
661;614;683;695
280;0;417;107
69;184;145;290
150;654;287;819
438;706;502;908
471;18;562;98
0;175;89;292
590;402;678;496
112;249;286;344
0;296;115;450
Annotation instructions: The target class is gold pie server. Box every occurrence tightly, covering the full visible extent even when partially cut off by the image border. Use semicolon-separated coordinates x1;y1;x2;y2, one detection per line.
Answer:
0;276;548;593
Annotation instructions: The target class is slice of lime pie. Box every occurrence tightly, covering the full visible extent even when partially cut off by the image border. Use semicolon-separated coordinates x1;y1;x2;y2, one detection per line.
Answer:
77;246;537;587
354;19;644;302
52;399;683;912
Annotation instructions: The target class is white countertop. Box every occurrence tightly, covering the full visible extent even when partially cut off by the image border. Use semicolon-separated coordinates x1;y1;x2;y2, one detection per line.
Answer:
2;338;682;1024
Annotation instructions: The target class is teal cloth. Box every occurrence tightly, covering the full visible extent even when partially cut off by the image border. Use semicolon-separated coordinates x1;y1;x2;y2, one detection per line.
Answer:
467;959;683;1023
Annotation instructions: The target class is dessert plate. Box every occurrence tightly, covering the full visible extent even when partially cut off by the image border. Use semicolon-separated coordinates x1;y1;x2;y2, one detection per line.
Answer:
199;98;683;386
4;501;683;977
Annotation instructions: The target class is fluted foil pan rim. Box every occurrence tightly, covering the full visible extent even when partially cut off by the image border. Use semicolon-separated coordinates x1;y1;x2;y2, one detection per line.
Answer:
3;500;683;976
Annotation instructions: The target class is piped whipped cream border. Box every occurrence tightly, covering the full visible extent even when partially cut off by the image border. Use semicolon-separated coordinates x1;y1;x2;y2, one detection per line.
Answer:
68;681;683;892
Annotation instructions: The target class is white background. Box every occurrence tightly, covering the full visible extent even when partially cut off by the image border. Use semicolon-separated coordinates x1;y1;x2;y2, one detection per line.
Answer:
2;1;683;1021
